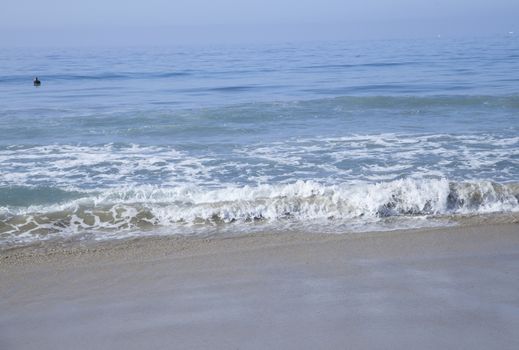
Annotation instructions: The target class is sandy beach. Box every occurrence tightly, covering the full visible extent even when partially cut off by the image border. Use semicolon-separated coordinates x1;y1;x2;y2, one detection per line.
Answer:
1;223;519;349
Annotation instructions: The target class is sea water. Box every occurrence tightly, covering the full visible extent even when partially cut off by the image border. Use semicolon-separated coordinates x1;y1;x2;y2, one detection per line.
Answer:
1;36;518;247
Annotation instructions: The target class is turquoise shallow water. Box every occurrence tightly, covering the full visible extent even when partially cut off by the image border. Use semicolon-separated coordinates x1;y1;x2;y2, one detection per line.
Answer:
1;36;518;247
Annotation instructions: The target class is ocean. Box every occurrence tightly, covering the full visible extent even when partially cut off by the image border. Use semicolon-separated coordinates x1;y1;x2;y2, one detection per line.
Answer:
1;36;518;248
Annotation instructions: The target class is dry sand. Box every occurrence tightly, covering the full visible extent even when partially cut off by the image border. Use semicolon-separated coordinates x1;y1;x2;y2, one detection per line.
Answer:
1;223;519;349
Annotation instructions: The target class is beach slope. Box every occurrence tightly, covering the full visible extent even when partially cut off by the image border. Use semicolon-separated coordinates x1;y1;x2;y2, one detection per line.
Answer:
2;223;519;349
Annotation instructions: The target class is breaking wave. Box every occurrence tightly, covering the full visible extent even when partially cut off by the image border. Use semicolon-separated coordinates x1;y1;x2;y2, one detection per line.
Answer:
2;179;518;247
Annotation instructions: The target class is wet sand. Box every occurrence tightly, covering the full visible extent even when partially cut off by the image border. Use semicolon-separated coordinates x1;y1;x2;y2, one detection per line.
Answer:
1;223;519;349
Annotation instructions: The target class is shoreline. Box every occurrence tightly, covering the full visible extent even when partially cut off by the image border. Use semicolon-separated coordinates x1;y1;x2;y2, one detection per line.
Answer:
2;222;519;349
2;211;518;263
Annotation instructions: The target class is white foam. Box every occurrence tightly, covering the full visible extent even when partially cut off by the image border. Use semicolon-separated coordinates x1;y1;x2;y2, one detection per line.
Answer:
1;178;518;247
1;132;519;246
1;133;518;191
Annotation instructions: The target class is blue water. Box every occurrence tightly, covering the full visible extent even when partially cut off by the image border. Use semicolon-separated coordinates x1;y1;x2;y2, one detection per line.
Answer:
1;36;518;247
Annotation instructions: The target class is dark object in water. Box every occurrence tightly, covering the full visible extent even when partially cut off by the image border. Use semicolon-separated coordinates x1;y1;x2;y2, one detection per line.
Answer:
33;77;41;86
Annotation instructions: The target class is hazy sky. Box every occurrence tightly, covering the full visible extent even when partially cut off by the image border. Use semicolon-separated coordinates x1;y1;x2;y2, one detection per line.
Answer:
1;0;518;46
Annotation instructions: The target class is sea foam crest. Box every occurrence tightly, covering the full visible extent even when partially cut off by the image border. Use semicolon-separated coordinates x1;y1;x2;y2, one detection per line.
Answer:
1;179;518;246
